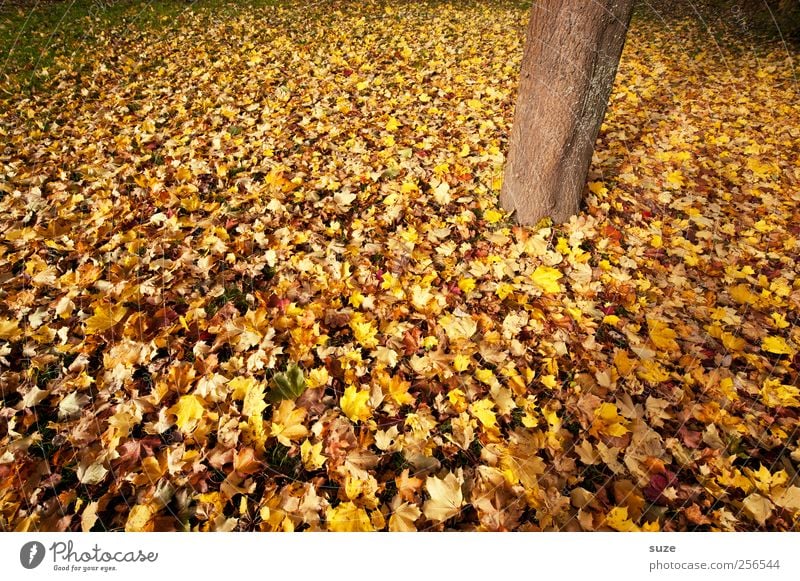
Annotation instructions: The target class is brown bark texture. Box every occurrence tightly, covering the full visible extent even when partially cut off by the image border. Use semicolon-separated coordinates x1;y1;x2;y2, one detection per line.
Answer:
501;0;636;225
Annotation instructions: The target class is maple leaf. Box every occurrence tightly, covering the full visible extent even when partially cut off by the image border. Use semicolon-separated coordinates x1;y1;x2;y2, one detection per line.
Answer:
300;439;327;471
530;266;563;294
647;318;679;351
125;504;157;532
326;502;374;532
270;400;308;446
389;501;422;532
269;363;307;402
604;507;659;532
84;304;127;335
761;336;795;356
439;312;477;342
168;394;206;433
423;472;464;523
0;318;20;340
340;385;372;423
741;493;773;527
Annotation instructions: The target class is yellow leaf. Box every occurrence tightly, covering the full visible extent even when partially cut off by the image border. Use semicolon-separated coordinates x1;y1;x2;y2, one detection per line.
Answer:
452;354;470;372
242;380;267;418
495;283;514;300
773;486;800;513
447;388;468;413
647;318;678;350
270;400;308;446
588;182;607;196
300;439;326;471
742;493;773;527
341;384;372;423
721;332;746;352
326;502;374;532
592;402;630;438
350;316;379;348
483;209;503;224
439;313;477;342
470;399;497;430
0;318;20;340
770;312;790;329
531;266;562;294
730;284;758;305
540;374;557;389
389;502;421;531
665;170;685;187
125;503;157;532
168;395;206;433
636;359;670;384
761;378;800;408
603;506;657;532
423;472;464;522
385;117;401;132
85;304;127;335
762;336;795;356
475;368;494;385
458;277;476;293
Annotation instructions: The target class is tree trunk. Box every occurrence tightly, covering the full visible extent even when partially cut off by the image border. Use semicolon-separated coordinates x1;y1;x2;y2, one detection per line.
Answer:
501;0;636;225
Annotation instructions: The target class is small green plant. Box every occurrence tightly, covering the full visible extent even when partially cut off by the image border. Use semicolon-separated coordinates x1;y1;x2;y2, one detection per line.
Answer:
268;363;306;402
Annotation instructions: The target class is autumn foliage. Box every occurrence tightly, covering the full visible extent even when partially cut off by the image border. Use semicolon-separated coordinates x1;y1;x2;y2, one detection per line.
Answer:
0;1;799;532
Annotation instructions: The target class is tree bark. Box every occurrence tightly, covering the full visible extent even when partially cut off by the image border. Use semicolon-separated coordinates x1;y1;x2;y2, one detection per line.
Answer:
501;0;635;225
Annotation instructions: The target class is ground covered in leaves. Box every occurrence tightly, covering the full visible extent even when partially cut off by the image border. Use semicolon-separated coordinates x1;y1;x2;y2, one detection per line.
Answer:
1;0;799;532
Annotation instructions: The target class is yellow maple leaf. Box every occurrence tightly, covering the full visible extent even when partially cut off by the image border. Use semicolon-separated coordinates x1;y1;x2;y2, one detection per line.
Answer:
730;284;758;305
168;394;206;433
439;313;477;342
389;501;422;532
385;116;401;131
647;318;679;350
0;318;20;340
588;181;607;196
637;359;670;384
742;493;773;527
326;502;373;532
591;402;630;438
423;472;464;522
300;439;326;471
384;374;413;406
664;170;684;188
242;380;267;418
770;312;790;329
452;354;470;372
475;368;495;385
470;399;498;430
350;316;379;348
125;503;157;532
458;277;476;293
483;209;503;224
270;400;308;446
84;303;127;335
761;378;800;408
341;384;371;423
604;506;659;531
762;336;795;356
531;266;563;294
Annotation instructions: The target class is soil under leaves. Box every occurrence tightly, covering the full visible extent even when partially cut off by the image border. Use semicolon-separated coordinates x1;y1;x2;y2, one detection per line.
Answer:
1;0;799;532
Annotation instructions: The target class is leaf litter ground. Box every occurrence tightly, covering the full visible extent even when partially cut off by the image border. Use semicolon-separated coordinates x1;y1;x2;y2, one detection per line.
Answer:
0;0;799;531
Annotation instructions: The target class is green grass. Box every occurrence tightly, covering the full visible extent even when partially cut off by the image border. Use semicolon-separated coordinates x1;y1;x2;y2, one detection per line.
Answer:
0;0;279;92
